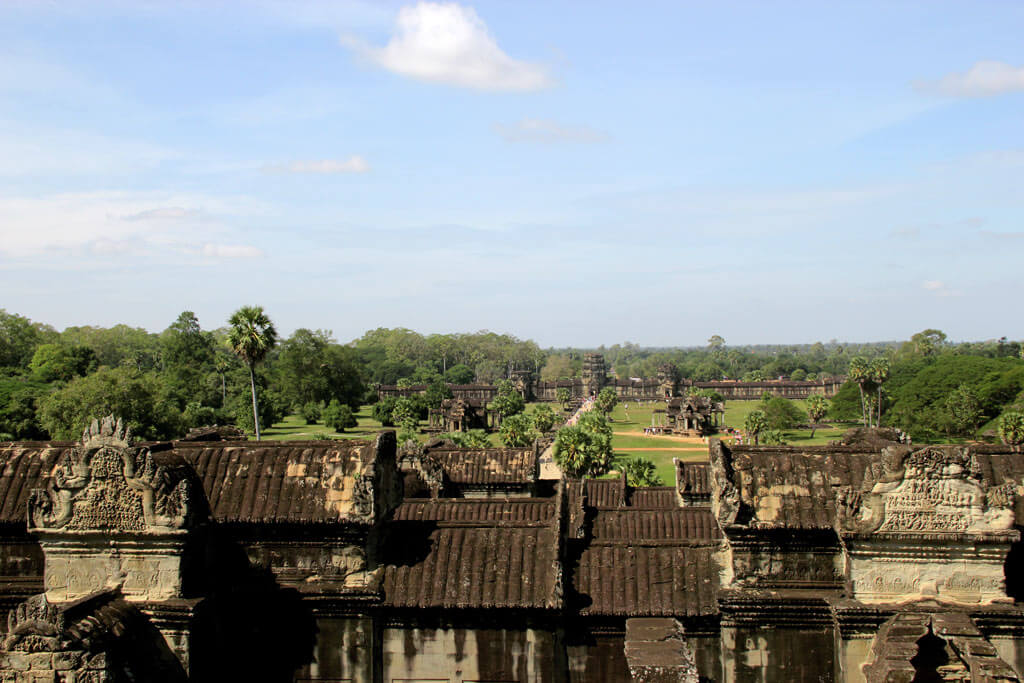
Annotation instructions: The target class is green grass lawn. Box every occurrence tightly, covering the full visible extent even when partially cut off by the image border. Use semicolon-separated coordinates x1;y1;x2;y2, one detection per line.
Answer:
261;405;387;441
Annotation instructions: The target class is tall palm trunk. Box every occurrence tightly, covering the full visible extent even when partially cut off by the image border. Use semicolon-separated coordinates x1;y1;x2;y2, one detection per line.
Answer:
857;384;866;427
248;362;261;441
876;385;882;428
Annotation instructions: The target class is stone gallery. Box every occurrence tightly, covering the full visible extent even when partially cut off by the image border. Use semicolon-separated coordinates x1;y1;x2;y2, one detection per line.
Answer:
1;417;1024;681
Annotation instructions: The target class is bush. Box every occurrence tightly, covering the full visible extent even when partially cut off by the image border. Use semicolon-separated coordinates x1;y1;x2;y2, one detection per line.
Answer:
441;430;490;448
323;400;357;432
301;402;322;425
372;397;398;426
183;402;220;429
760;430;787;445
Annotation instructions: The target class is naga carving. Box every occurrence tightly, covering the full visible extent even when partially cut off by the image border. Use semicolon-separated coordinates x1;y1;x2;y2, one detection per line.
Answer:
3;593;65;652
28;415;191;533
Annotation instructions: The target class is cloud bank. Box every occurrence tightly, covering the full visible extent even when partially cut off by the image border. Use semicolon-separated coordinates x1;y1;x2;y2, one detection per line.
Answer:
343;2;552;91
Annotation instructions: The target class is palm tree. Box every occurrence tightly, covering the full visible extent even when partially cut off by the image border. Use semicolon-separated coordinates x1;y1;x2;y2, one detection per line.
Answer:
848;357;871;427
227;306;278;440
869;357;890;427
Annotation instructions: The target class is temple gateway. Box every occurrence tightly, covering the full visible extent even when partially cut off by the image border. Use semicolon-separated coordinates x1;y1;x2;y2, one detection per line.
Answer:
1;417;1024;681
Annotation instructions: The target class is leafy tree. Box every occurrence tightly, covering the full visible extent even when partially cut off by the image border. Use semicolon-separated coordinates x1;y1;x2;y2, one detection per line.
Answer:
499;413;537;447
789;368;807;381
541;355;575;382
226;306;278;440
806;395;830;438
998;411;1024;445
530;404;557;433
372;397;398;426
707;335;725;350
445;363;475;384
490;379;525;425
744;410;767;445
742;369;768;382
909;329;947;357
0;384;48;439
391;397;418;427
301;402;322;425
423;379;454;410
762;397;803;430
28;344;97;382
556;387;572;410
37;367;183;440
620;457;662;487
692;360;723;382
943;384;982;436
323;400;357;432
595;387;618;417
0;310;53;370
760;430;786;445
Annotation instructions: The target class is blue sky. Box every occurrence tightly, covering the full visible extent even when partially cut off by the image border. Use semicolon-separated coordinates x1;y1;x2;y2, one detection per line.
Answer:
1;1;1023;346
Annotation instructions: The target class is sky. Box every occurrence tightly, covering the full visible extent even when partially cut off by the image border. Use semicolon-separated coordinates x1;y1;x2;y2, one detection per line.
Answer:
1;0;1023;347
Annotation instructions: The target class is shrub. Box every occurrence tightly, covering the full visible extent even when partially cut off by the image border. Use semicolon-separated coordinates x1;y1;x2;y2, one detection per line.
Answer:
323;400;357;432
301;401;322;425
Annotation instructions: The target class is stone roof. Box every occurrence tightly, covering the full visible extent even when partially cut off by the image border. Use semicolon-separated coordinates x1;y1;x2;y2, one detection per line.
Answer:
423;447;537;486
0;432;401;527
392;498;555;524
590;509;722;542
676;461;711;498
380;498;561;610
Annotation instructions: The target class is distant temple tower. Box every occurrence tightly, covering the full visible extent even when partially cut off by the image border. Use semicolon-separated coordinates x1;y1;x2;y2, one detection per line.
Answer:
582;353;606;397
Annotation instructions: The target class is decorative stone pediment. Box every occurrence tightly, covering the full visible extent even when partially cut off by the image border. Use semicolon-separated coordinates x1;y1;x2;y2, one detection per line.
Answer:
836;445;1016;537
3;593;65;653
28;416;192;534
837;445;1020;605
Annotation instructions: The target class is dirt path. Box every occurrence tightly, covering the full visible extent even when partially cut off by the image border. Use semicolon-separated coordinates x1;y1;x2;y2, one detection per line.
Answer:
619;447;707;452
615;430;706;445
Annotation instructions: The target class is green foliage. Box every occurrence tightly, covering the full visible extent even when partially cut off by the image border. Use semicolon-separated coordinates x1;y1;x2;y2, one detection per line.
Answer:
554;411;614;478
323;400;357;432
37;367;184;440
556;387;572;409
182;402;220;430
762;397;803;430
998;411;1024;445
943;384;982;436
620;457;662;487
444;363;475;384
806;395;830;422
743;369;768;381
595;387;618;416
499;412;537;447
789;368;807;381
692;360;723;382
0;381;49;439
391;397;417;426
760;429;786;445
886;356;1021;438
29;344;97;383
227;306;278;440
828;381;862;421
275;329;365;410
423;379;453;410
301;401;322;425
373;397;398;426
744;410;767;444
226;385;285;435
490;379;525;420
441;430;490;448
530;404;557;433
688;387;724;403
0;310;55;370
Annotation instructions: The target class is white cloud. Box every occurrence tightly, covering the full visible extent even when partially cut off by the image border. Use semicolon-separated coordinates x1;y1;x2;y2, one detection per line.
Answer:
198;243;265;260
0;192;264;263
922;280;962;297
918;61;1024;97
267;157;370;173
493;118;609;144
922;280;944;290
343;2;553;91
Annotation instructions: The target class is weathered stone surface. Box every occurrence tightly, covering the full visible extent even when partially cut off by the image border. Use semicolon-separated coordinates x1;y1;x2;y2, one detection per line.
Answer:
624;618;698;683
